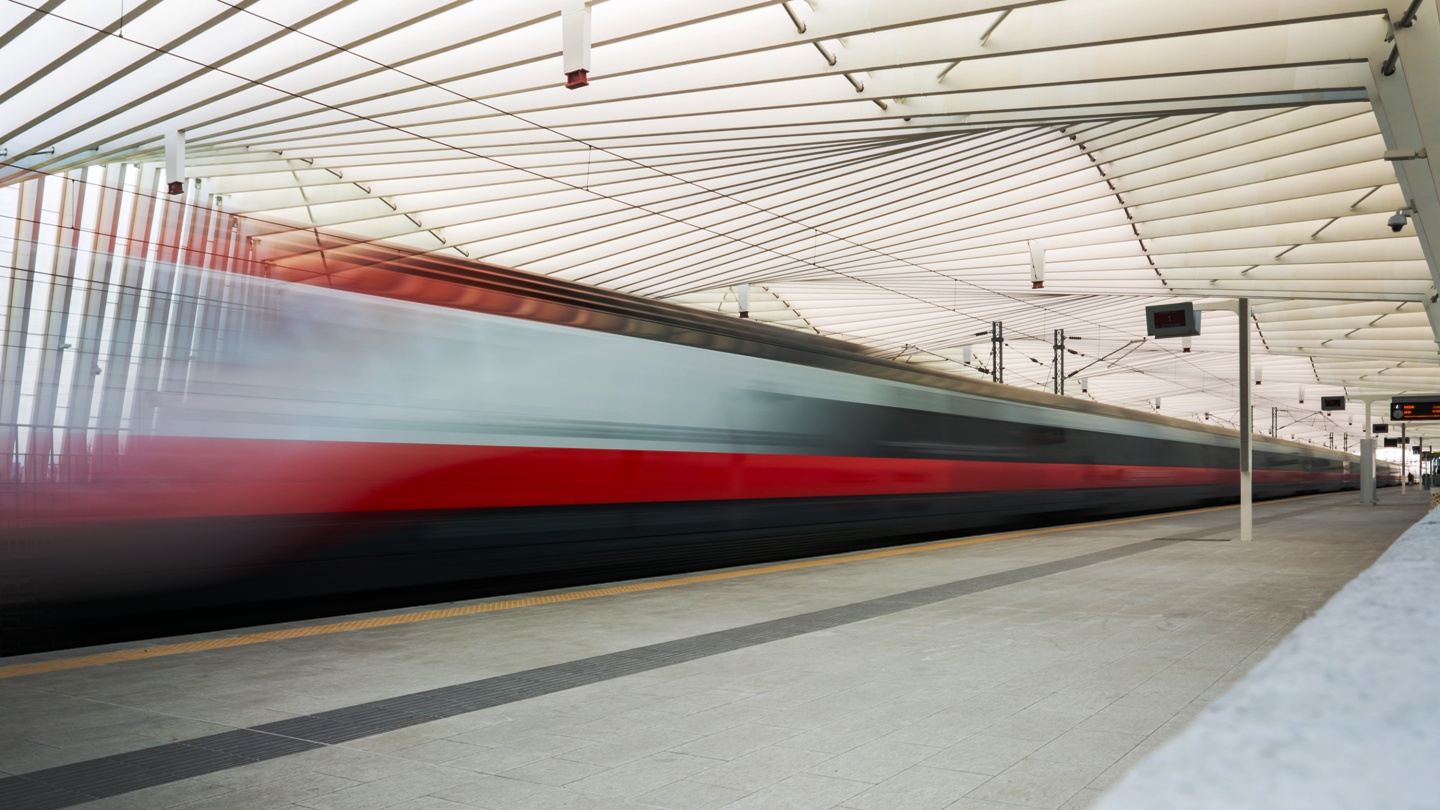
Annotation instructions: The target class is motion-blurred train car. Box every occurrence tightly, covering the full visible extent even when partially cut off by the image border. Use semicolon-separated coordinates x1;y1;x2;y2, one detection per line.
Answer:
1;229;1380;651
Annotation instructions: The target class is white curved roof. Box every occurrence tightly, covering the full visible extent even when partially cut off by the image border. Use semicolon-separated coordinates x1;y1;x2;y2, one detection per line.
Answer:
3;0;1439;448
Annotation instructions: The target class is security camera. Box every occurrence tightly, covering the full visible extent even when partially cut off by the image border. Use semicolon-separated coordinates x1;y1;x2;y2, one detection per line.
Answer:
1389;209;1409;232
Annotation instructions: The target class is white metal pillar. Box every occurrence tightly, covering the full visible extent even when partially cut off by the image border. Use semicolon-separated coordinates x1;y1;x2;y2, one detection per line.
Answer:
1198;299;1253;541
1238;298;1252;542
1401;423;1408;493
1362;399;1376;505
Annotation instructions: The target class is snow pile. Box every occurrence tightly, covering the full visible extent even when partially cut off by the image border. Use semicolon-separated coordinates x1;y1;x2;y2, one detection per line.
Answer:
1095;510;1440;810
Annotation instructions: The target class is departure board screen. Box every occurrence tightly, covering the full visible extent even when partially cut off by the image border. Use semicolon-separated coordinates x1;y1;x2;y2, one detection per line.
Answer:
1390;397;1440;421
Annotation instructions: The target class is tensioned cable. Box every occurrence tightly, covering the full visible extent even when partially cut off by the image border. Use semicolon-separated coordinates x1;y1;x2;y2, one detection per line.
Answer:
1;5;1356;409
5;0;1207;352
0;176;1268;410
2;1;1058;340
207;0;1129;331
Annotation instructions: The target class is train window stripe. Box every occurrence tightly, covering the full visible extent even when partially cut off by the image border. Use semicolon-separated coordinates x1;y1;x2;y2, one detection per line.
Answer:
0;535;1180;808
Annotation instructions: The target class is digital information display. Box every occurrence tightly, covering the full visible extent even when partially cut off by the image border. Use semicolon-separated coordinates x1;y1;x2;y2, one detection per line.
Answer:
1390;396;1440;421
1145;302;1201;339
1320;396;1346;412
1153;309;1188;329
1373;424;1390;434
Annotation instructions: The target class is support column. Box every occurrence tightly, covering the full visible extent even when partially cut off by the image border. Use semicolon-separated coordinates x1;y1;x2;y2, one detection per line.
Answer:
1402;423;1408;492
25;173;87;482
61;164;126;482
991;321;1003;384
1052;328;1064;395
0;179;43;480
1238;298;1252;542
94;166;160;471
1362;399;1376;505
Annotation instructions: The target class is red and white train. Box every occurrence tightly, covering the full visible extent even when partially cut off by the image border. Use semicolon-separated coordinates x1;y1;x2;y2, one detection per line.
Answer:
2;234;1381;650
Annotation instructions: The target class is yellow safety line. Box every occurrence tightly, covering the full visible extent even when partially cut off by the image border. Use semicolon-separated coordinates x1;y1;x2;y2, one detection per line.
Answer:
0;493;1333;680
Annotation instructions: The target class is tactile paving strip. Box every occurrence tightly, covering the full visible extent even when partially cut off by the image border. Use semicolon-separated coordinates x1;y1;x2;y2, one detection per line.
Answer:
0;538;1171;809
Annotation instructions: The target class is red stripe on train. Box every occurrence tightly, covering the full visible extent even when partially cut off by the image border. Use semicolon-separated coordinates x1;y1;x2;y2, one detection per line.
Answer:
11;437;1354;525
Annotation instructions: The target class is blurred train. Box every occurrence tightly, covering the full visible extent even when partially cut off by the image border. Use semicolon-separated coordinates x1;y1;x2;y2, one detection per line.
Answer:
2;233;1389;651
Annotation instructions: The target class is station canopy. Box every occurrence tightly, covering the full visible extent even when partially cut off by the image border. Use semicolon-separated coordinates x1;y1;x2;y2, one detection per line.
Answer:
4;0;1440;448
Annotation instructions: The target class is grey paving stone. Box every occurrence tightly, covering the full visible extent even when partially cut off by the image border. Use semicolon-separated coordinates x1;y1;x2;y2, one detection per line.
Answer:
566;751;716;797
560;728;699;768
688;745;833;792
633;778;749;810
1059;787;1106;809
661;705;779;737
936;799;1027;810
384;798;477;810
719;771;870;810
966;758;1106;810
1029;729;1145;769
921;734;1045;776
843;765;991;810
428;775;547;808
643;689;749;717
977;707;1089;744
782;711;909;755
450;716;581;748
482;733;591;757
562;710;686;742
393;740;494;764
294;769;473;810
1025;690;1118;717
500;757;608;787
446;746;553;775
284;747;424;782
878;708;998;749
805;740;943;784
668;722;801;760
1074;703;1177;737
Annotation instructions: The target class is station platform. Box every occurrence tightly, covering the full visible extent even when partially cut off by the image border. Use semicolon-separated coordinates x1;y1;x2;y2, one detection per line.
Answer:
0;490;1427;810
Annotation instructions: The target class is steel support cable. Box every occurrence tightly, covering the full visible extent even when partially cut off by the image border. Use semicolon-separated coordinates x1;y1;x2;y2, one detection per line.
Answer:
730;133;1097;262
7;1;1194;351
120;107;1284;295
662;128;1134;283
0;0;302;148
107;3;1073;153
606;137;1063;291
2;0;513;162
103;25;1362;166
5;7;1324;409
743;111;1261;265
118;0;1342;157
